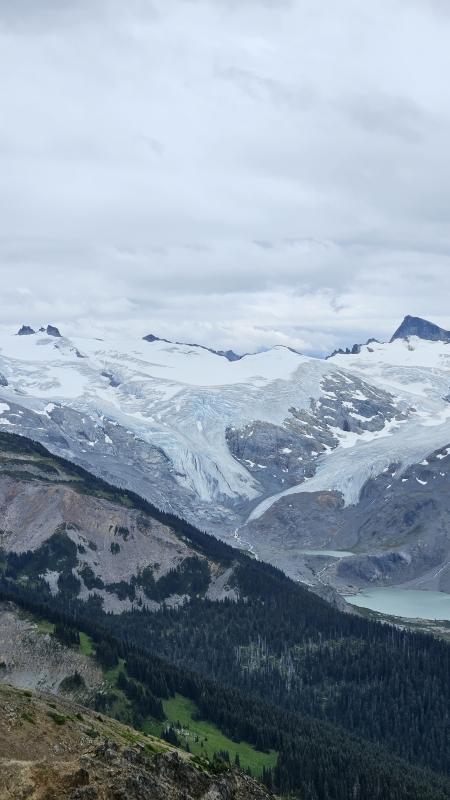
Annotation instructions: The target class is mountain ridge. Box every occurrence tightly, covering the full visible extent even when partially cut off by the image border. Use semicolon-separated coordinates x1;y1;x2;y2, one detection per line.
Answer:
142;332;242;361
13;313;450;359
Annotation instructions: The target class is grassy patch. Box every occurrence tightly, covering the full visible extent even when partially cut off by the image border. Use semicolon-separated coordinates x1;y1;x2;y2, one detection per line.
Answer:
148;694;277;777
142;716;164;738
78;631;94;656
101;659;136;723
35;618;55;635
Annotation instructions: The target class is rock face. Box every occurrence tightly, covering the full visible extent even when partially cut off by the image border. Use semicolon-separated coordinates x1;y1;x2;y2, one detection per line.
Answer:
241;443;450;592
0;683;272;800
390;315;450;343
226;372;401;497
17;324;62;338
0;434;237;613
47;324;62;337
17;325;35;335
0;602;103;696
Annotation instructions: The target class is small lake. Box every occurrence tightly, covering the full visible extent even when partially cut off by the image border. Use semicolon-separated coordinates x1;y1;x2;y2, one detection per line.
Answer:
345;588;450;621
299;550;354;558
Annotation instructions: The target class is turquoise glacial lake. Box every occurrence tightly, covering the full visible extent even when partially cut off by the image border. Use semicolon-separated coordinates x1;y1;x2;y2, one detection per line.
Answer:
345;588;450;620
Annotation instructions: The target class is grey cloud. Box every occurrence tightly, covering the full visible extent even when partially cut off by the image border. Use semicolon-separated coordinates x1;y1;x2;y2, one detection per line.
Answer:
216;66;316;110
0;0;102;31
0;0;157;31
410;0;450;16
0;0;449;354
343;93;425;143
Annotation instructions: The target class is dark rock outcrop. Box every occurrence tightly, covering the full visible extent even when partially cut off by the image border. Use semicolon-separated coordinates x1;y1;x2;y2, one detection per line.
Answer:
47;324;62;337
17;325;35;336
327;338;379;359
227;373;400;496
390;315;450;343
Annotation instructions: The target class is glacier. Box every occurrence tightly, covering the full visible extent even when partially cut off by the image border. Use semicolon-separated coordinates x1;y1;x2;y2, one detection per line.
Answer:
1;326;450;593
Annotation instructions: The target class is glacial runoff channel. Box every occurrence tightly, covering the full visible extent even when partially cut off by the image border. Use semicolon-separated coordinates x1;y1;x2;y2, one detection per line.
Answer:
345;588;450;620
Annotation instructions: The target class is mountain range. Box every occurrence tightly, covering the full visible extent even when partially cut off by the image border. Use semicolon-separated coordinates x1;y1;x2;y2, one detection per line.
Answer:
0;315;450;598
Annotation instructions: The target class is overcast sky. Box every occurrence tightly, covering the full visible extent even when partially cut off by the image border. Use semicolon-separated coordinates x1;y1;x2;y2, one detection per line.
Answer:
1;0;450;354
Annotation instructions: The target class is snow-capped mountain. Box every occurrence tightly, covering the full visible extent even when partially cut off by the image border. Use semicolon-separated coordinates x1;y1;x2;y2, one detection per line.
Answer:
1;317;450;593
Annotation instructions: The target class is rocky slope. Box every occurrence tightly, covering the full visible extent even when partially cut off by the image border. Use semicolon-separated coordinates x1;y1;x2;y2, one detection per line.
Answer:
242;441;450;593
0;601;102;697
390;315;450;343
0;682;271;800
0;433;237;613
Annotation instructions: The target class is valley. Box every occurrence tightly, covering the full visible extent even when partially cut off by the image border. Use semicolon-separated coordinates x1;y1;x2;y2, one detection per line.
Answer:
0;428;450;797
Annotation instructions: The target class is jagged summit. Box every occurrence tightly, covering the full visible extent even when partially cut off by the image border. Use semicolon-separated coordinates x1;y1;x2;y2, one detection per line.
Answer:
17;325;35;336
16;324;62;338
328;316;450;359
143;332;242;361
46;324;61;337
327;338;379;359
390;315;450;343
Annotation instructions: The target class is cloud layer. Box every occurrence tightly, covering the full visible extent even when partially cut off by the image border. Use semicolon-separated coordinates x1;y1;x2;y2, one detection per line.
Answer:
1;0;450;353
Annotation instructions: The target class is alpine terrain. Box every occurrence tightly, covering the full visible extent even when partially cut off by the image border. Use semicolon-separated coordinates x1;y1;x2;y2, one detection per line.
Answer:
0;316;450;596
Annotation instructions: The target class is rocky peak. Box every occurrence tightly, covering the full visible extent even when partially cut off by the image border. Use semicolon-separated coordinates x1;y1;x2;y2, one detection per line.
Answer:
17;325;35;336
143;333;166;343
390;315;450;343
46;324;62;337
327;338;379;359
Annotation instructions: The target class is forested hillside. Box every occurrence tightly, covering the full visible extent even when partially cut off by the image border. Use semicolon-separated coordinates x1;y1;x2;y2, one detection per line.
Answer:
0;432;449;799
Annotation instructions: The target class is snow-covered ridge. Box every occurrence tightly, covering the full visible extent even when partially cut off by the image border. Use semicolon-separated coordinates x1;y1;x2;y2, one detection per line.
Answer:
0;330;310;387
0;326;449;541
